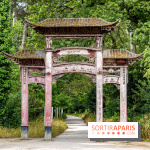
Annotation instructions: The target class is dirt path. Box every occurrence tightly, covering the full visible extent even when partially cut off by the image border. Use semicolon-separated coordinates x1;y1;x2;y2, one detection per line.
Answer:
0;115;149;150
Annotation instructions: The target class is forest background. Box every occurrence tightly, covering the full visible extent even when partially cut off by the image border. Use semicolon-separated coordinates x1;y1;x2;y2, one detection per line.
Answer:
0;0;150;140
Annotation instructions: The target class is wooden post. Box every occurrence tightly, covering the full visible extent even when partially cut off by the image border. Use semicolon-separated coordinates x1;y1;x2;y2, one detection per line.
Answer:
45;37;52;140
120;67;127;122
21;67;29;139
96;37;103;122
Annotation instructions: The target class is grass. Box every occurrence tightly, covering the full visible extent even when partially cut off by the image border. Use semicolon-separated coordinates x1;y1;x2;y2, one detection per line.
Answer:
0;115;67;138
0;127;21;138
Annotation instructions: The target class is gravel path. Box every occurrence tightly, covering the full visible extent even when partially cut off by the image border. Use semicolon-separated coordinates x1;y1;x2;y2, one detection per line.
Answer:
0;115;149;150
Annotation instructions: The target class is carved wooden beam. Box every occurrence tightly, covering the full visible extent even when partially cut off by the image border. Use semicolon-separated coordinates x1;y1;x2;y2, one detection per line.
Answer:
28;76;45;84
53;64;96;75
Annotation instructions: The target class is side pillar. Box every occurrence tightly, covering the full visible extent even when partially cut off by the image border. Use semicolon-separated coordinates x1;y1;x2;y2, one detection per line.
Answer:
120;67;128;122
21;67;29;139
45;37;52;140
96;37;103;122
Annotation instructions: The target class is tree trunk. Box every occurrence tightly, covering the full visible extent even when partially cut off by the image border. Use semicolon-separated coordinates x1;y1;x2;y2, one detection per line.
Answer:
21;22;28;50
13;11;17;26
130;31;136;53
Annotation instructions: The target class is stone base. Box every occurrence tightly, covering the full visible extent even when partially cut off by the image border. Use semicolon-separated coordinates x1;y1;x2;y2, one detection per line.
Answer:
21;126;28;140
45;126;52;140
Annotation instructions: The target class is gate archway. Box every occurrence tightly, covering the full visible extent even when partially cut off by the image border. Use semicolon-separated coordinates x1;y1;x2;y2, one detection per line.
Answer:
2;18;143;140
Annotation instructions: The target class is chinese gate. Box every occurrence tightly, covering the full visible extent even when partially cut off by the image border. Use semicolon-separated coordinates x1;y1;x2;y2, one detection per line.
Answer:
2;18;143;140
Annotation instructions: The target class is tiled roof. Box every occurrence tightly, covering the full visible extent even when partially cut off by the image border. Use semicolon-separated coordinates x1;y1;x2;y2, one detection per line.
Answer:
2;50;45;59
2;48;143;60
103;49;143;59
26;18;120;28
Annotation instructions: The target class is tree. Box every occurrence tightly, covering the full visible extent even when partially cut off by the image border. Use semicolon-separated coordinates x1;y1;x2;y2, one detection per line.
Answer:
0;0;12;125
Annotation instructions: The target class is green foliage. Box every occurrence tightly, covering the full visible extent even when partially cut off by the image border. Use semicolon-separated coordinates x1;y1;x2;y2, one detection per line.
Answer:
127;61;150;118
54;73;94;113
141;47;150;79
10;20;24;52
2;91;21;128
61;113;67;120
85;86;96;113
0;0;12;125
103;84;120;118
28;84;45;120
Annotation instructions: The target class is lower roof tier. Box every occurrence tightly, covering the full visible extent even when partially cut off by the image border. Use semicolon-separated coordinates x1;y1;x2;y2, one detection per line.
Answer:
2;48;143;66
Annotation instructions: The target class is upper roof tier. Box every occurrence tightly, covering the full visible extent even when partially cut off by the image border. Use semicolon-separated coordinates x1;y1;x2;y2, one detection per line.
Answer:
26;18;120;35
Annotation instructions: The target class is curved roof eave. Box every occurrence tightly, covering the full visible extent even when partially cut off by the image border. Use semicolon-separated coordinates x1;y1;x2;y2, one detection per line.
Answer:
25;18;121;28
2;48;143;61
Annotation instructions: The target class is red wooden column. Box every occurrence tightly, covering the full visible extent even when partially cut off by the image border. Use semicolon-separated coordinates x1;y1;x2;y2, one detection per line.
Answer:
45;37;52;140
96;37;103;122
21;67;29;139
120;67;128;122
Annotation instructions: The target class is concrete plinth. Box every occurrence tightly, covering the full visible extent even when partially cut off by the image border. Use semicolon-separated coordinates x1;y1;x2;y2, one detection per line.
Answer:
21;126;28;139
45;126;52;140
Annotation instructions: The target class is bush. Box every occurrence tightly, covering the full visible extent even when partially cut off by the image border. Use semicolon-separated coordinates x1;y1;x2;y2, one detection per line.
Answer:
61;113;67;119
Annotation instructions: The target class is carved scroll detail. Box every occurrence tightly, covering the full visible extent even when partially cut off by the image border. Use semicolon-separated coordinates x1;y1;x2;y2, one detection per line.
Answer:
84;74;96;82
39;84;45;90
52;74;64;83
114;84;120;90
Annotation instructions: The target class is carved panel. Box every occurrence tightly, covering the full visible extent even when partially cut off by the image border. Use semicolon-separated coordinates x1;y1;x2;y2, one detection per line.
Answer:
52;56;95;64
103;62;117;66
103;75;120;84
96;37;102;50
46;37;52;50
103;68;120;73
57;49;90;56
28;76;45;84
52;64;96;75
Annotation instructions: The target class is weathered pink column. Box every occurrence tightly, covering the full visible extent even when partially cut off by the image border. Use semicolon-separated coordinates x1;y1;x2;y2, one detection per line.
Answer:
45;37;52;140
21;67;29;139
96;37;103;122
120;67;128;122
